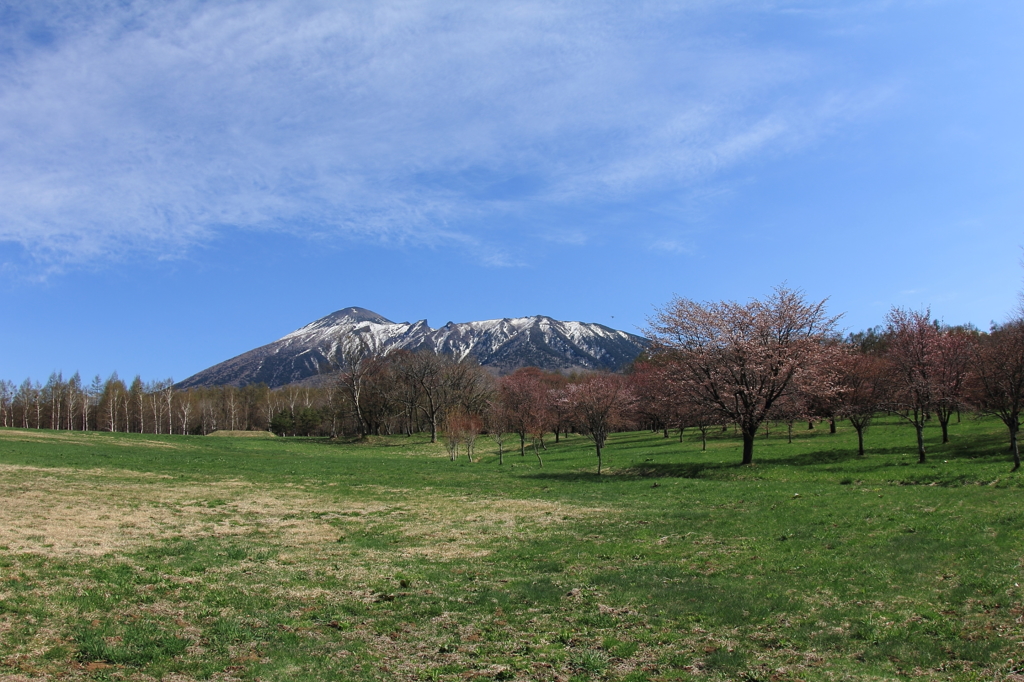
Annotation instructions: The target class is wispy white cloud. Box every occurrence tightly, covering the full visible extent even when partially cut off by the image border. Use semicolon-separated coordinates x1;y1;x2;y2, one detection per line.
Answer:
0;0;892;270
649;239;695;255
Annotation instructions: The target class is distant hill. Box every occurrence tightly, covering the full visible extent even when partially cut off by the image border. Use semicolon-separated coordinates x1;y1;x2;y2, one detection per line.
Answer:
176;307;649;388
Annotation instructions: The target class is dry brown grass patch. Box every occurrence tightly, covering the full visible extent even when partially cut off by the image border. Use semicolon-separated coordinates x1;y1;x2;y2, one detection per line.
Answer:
0;466;604;563
205;431;276;439
0;430;181;449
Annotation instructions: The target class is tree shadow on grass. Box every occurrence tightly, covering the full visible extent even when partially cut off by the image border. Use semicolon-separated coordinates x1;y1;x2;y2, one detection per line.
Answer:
524;461;744;481
314;435;435;448
762;448;863;467
527;435;1019;484
855;431;1013;463
764;430;1020;481
617;461;744;479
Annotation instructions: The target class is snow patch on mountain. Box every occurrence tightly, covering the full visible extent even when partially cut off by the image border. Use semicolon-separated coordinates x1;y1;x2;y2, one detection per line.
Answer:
177;307;649;388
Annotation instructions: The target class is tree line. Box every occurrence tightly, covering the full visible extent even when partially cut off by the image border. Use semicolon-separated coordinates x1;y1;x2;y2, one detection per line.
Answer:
642;286;1024;470
3;286;1023;472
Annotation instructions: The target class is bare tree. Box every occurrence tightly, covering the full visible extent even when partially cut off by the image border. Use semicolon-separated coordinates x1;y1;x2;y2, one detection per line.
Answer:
327;337;386;437
443;417;460;460
360;358;404;435
0;379;13;427
31;380;43;429
15;379;35;428
199;391;217;434
386;350;422;436
440;356;492;416
66;372;81;431
240;383;269;431
394;352;489;443
45;372;64;430
647;285;841;465
395;351;447;443
261;386;278;433
443;408;482;462
224;386;240;431
485;399;510;465
148;381;163;434
162;381;175;435
179;391;193;435
101;373;126;432
85;375;103;431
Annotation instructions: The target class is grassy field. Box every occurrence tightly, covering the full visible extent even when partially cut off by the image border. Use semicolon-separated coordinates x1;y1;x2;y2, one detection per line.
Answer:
1;415;1023;681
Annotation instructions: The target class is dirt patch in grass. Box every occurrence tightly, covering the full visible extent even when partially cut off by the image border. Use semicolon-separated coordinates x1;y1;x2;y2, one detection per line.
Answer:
206;430;277;438
0;465;602;562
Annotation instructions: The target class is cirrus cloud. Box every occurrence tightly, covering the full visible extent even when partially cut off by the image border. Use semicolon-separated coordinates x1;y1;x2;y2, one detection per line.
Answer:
0;0;891;270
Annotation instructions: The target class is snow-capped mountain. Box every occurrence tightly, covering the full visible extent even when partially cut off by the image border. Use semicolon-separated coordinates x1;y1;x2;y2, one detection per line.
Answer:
176;307;649;388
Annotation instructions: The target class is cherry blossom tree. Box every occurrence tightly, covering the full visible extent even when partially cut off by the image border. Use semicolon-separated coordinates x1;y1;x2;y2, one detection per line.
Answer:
561;374;633;474
884;308;938;462
836;350;890;456
971;320;1024;471
678;393;719;450
767;390;808;445
628;360;682;438
647;285;841;465
930;327;976;444
497;368;553;457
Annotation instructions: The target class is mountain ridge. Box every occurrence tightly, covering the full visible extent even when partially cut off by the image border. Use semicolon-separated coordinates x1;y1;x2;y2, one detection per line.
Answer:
176;307;649;389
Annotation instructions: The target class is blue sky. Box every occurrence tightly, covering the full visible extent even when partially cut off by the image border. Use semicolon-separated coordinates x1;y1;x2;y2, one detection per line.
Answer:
1;0;1021;384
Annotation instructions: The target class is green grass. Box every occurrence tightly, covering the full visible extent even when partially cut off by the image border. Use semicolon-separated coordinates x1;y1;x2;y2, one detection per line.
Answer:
1;415;1023;681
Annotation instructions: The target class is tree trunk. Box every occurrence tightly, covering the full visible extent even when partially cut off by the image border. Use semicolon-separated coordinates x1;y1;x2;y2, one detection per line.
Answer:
1011;418;1020;472
533;440;543;468
1007;425;1015;473
807;420;814;430
519;432;526;456
595;442;602;475
916;423;926;463
829;417;836;434
856;426;865;456
741;427;755;465
938;414;950;444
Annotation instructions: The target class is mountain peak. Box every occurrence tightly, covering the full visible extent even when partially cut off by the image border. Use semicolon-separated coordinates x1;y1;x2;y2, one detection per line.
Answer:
321;307;393;325
177;308;649;388
283;307;394;339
